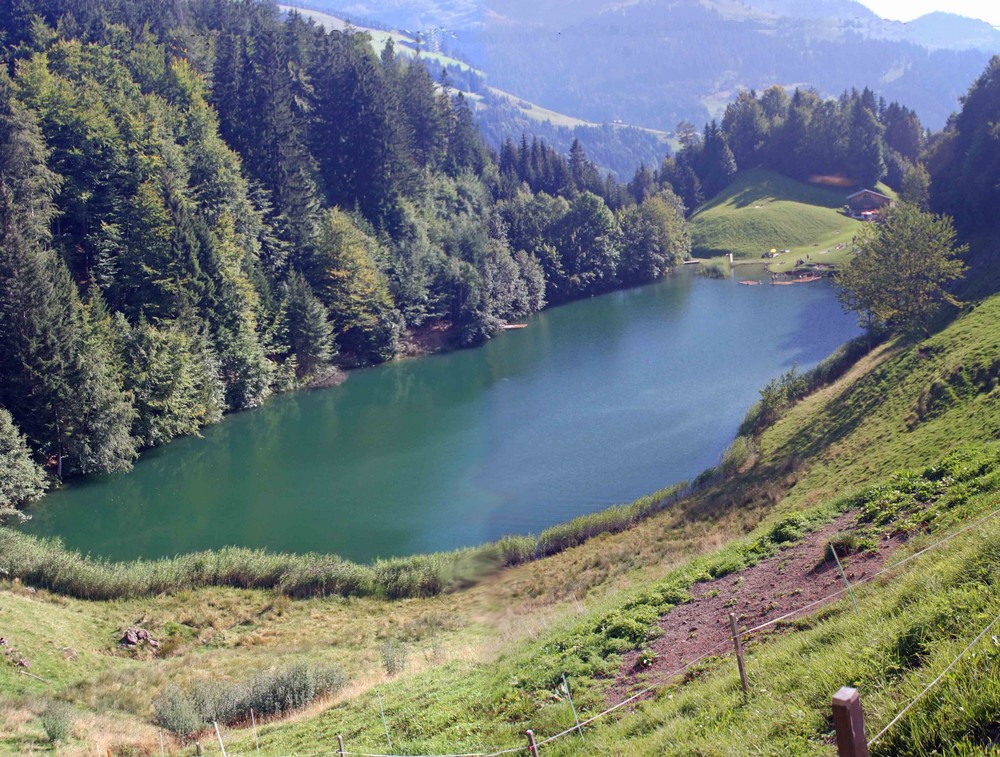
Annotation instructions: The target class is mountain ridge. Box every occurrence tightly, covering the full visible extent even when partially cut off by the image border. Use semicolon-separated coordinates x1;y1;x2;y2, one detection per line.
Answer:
300;0;996;132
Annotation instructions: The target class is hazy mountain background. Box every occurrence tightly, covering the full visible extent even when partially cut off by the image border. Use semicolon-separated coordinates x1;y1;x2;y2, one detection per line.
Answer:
291;0;999;140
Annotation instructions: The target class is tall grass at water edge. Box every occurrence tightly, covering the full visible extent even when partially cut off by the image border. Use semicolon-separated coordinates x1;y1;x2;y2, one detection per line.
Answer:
697;257;731;278
0;327;883;603
0;482;688;601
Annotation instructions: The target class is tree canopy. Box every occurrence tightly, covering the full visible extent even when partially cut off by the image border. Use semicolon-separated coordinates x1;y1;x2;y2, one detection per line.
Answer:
0;0;692;505
836;203;967;333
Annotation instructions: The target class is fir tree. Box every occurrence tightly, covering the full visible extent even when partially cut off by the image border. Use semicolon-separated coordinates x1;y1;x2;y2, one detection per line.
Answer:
282;270;335;377
0;408;48;522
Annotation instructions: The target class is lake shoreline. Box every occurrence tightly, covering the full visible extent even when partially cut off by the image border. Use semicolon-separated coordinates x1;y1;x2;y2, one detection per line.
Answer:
23;271;860;564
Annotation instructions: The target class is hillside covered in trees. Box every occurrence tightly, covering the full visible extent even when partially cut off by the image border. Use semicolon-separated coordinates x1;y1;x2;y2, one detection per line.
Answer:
0;0;690;496
619;85;928;216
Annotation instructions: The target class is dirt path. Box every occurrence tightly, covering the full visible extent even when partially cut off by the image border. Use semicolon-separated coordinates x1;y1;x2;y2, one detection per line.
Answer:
607;512;907;702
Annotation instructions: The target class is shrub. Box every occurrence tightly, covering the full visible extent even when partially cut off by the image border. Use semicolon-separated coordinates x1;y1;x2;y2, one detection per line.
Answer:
40;701;72;744
720;435;755;474
707;554;746;579
825;531;861;559
153;686;201;738
156;663;349;735
697;257;731;278
768;515;807;545
636;649;659;668
380;641;409;676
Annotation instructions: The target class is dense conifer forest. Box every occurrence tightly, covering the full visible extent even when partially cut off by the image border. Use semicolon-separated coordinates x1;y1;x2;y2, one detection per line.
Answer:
0;0;692;495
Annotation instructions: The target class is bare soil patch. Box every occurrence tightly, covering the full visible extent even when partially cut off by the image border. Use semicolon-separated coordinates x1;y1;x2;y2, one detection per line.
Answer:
608;511;908;702
398;321;456;357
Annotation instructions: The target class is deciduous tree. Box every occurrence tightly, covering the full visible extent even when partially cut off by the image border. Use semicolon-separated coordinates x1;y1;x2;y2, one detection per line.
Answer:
837;203;966;333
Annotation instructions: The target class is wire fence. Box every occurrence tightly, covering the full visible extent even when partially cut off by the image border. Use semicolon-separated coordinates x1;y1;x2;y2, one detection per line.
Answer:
738;505;1000;639
188;507;1000;757
866;607;1000;747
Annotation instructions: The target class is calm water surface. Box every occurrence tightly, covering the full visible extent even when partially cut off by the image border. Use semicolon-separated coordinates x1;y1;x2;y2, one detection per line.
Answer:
23;268;860;562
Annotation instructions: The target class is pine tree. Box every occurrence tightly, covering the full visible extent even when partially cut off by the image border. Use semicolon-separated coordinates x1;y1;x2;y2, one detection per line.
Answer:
722;90;766;168
401;58;447;169
282;270;335;377
846;100;886;188
310;32;413;223
0;408;48;522
699;121;737;197
0;68;135;476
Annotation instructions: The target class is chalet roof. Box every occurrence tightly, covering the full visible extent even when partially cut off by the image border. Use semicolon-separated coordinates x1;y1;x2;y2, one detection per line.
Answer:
846;188;892;201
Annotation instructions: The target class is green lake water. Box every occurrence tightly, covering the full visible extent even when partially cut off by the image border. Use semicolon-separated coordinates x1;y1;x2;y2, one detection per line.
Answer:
22;268;860;562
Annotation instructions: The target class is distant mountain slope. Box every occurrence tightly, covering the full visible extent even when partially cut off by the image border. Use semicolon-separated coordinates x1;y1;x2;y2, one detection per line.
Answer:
302;0;994;132
746;0;878;21
474;0;991;130
282;4;672;177
904;12;1000;52
320;0;480;29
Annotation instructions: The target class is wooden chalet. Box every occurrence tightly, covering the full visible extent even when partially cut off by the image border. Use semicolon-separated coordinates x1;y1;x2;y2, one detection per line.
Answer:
846;189;892;220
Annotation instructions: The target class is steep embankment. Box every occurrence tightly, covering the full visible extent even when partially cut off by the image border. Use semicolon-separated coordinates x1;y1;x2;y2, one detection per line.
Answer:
689;168;883;264
5;292;1000;753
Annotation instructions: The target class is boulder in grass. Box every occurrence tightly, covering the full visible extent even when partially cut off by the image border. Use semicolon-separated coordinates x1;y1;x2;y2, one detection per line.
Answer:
119;627;159;649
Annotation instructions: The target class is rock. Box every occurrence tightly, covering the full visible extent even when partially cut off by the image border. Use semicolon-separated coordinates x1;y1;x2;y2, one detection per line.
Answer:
119;627;159;651
16;658;28;668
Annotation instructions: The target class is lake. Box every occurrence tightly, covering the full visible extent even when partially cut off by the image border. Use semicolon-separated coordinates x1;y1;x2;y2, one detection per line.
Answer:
21;267;861;562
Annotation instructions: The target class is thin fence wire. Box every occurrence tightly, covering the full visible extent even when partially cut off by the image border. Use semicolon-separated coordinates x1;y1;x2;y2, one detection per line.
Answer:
866;607;1000;748
316;643;733;757
193;507;1000;757
738;506;1000;638
533;641;732;749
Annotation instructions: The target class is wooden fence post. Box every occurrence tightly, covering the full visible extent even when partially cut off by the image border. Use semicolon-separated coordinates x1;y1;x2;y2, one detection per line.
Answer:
526;728;540;756
337;734;346;757
195;742;202;756
832;687;869;757
728;612;749;695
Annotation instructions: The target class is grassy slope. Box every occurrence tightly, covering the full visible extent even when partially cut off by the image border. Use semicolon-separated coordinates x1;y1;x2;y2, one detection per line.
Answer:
5;284;1000;752
280;6;480;73
577;511;1000;755
222;293;1000;755
690;168;879;263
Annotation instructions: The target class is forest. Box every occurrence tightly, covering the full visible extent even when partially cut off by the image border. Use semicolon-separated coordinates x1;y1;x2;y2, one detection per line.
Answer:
0;0;690;499
643;85;929;214
1;0;998;518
